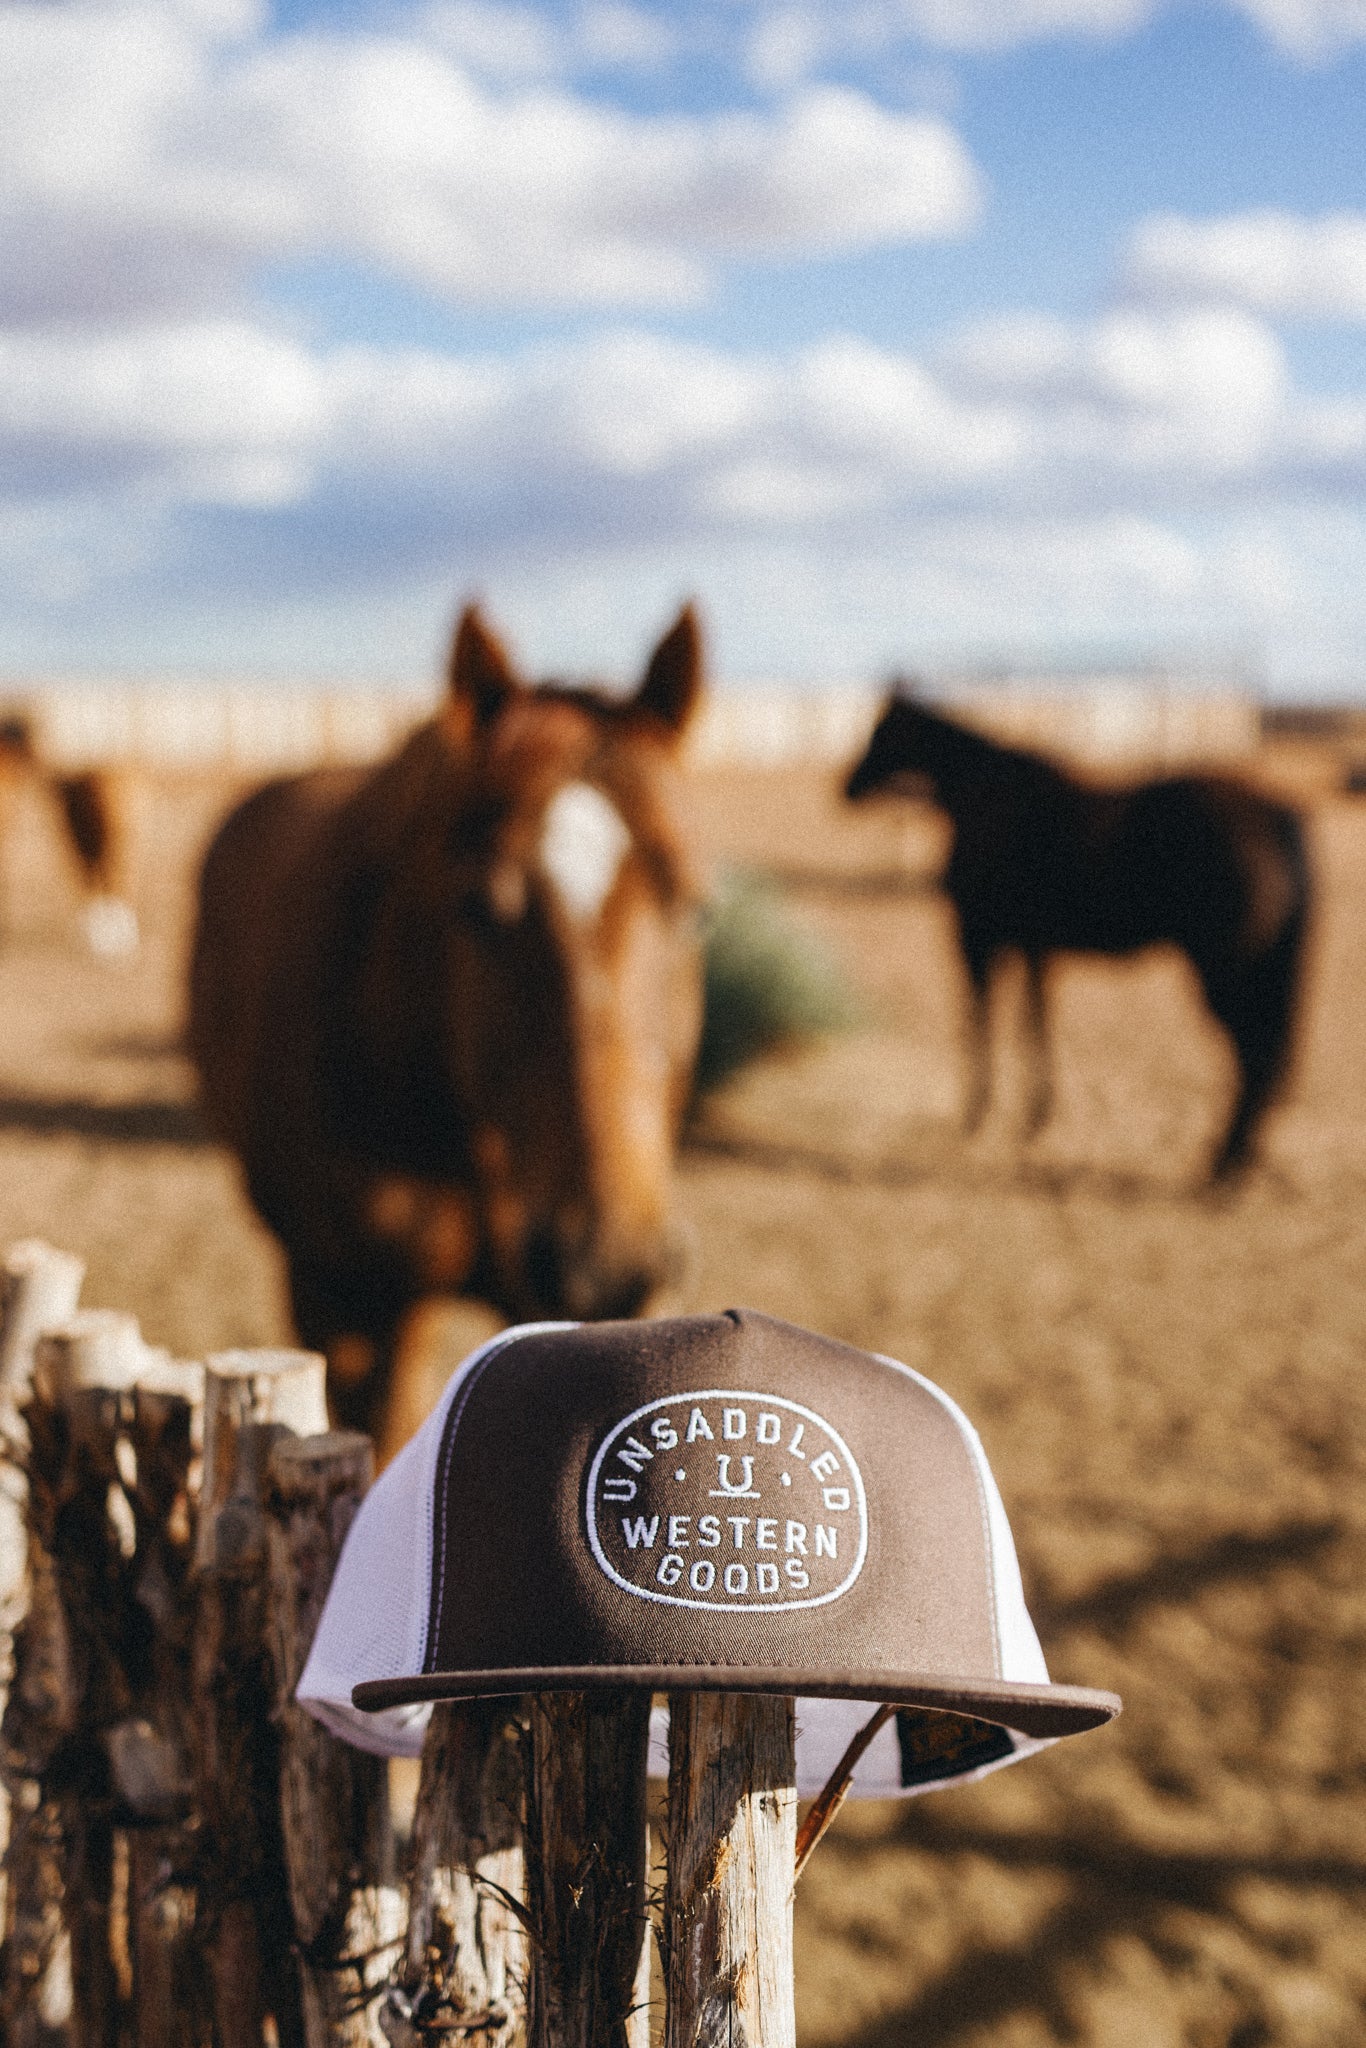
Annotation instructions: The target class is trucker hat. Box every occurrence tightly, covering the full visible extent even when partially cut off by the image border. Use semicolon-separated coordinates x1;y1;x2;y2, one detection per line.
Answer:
298;1310;1118;1796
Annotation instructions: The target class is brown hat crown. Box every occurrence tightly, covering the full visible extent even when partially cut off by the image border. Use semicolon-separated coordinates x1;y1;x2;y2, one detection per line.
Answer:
319;1309;1118;1743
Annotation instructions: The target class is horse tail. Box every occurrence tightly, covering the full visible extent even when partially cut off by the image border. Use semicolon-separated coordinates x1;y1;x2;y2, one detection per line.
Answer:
1208;807;1311;1178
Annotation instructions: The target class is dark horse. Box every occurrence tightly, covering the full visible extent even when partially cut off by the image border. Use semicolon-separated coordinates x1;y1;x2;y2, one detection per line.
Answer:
846;690;1310;1179
190;604;706;1447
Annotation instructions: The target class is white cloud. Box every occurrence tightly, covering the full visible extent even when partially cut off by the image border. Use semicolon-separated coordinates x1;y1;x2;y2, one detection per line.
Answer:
1125;211;1366;320
1223;0;1366;58
1292;394;1366;465
732;0;1366;84
0;319;328;505
745;10;829;91
653;506;1365;688
388;0;1176;99
5;303;1361;566
2;1;1365;689
419;0;565;78
3;308;1364;683
899;515;1205;619
0;0;980;327
684;92;980;253
578;1;678;67
941;306;1291;475
420;0;677;80
743;0;1155;84
891;0;1153;42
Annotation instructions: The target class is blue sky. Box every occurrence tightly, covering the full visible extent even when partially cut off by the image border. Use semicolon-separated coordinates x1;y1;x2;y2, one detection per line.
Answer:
3;0;1366;694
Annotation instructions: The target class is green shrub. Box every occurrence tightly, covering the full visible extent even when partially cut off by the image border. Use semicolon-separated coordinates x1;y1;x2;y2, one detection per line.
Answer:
696;869;861;1093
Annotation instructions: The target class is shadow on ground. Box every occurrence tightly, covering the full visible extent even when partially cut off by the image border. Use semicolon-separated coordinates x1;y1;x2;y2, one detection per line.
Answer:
823;1816;1366;2048
0;1090;208;1146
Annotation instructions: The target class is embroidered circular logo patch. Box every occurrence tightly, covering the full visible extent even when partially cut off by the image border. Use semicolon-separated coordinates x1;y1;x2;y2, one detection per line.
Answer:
585;1390;868;1611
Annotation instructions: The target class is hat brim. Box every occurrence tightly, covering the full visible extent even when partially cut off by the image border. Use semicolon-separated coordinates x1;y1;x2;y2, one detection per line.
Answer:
353;1667;1119;1740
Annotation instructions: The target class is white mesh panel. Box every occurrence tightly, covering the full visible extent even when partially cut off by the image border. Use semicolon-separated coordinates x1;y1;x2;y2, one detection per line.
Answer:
976;1448;1051;1684
875;1352;1051;1684
297;1323;573;1757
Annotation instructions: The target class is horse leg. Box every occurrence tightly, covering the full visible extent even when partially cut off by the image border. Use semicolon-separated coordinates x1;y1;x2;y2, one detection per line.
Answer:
286;1259;402;1440
1021;954;1053;1137
959;941;993;1134
1208;1009;1279;1180
1202;911;1306;1180
289;1259;507;1463
378;1296;506;1469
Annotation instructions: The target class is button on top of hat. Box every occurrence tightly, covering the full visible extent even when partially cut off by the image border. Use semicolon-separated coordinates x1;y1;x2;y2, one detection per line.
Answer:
586;1390;868;1611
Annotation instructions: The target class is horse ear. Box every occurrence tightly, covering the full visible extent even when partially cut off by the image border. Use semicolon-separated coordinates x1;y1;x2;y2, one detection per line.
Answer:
446;604;523;734
631;604;703;741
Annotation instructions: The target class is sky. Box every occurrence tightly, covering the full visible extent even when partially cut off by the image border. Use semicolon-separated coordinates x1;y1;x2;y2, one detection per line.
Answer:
3;0;1366;695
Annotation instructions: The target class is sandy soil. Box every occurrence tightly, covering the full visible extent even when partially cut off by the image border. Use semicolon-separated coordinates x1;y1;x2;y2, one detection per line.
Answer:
3;753;1366;2046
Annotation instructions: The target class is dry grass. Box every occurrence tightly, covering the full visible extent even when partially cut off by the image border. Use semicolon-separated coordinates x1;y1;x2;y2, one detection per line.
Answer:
695;865;861;1091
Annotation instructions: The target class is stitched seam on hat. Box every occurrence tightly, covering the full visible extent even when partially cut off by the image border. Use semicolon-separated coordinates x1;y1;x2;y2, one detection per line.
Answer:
872;1352;1004;1680
426;1321;577;1669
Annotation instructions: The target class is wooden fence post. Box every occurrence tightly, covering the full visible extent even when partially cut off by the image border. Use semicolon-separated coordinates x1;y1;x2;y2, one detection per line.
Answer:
0;1309;153;2046
36;1313;148;2048
113;1353;207;2048
266;1431;406;2048
381;1701;527;2048
524;1691;654;2048
0;1249;86;1810
0;1242;84;2040
663;1692;797;2048
3;1308;202;2047
192;1349;328;2048
0;1243;86;1399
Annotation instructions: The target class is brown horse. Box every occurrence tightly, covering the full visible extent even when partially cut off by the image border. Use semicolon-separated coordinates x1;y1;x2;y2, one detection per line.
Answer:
0;715;138;956
190;603;706;1444
847;690;1310;1179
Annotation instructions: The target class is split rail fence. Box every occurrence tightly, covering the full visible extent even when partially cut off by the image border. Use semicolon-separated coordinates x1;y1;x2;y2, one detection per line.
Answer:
0;1240;823;2048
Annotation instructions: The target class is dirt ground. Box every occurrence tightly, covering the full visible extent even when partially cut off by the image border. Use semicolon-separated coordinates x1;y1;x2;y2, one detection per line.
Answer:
3;746;1366;2047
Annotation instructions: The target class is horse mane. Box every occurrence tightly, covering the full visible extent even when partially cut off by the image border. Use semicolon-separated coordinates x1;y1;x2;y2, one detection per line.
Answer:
884;692;1060;796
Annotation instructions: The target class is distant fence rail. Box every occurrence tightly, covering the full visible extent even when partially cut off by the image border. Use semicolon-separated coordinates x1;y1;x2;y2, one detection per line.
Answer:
1;677;1261;774
946;682;1260;773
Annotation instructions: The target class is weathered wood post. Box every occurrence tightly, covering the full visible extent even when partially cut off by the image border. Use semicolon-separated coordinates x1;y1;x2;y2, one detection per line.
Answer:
0;1248;86;1803
114;1352;208;2048
0;1243;86;1400
663;1692;797;2048
34;1312;149;2048
381;1701;527;2048
2;1305;203;2047
0;1309;154;2047
524;1691;654;2048
266;1431;406;2048
0;1241;84;2037
192;1348;328;2048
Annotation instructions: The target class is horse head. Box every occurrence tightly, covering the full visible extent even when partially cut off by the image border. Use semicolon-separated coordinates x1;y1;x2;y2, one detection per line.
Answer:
844;684;956;803
410;602;706;1323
